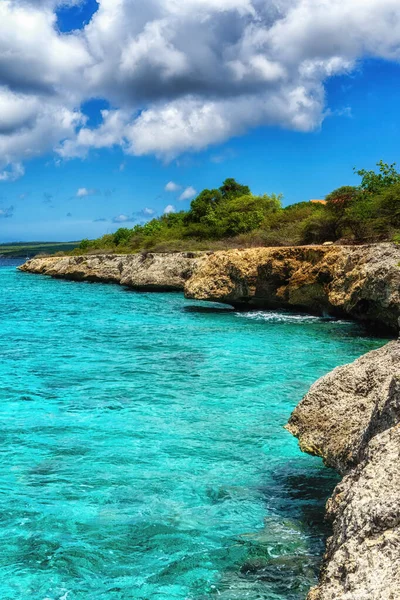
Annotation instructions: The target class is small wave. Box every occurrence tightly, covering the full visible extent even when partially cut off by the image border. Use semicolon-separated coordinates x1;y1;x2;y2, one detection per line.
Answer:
236;310;325;323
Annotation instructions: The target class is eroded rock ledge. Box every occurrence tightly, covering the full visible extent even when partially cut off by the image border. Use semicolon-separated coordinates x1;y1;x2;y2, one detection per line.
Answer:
20;244;400;330
287;341;400;600
19;252;207;291
185;243;400;332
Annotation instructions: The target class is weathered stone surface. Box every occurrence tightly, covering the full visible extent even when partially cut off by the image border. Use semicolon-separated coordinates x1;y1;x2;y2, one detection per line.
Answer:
185;243;400;331
19;252;206;290
287;341;400;600
287;341;400;473
20;244;400;330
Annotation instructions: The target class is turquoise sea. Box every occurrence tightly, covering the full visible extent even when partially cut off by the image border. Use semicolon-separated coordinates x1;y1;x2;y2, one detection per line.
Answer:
0;260;388;600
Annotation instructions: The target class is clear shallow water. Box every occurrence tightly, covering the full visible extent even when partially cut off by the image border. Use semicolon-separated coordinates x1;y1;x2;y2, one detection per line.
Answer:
0;263;388;600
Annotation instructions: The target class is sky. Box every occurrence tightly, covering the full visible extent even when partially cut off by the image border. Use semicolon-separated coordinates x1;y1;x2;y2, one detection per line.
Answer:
1;0;400;242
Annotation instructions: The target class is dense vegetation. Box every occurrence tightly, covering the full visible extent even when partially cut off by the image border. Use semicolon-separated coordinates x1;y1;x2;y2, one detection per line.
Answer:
77;162;400;254
0;241;79;258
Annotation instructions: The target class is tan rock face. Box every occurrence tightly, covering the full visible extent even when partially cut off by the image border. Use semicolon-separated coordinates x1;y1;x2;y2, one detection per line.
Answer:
287;341;400;600
19;252;206;290
185;243;400;331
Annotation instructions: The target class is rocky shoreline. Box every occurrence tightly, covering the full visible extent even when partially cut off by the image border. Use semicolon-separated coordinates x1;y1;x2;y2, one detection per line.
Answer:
19;243;400;331
18;251;207;290
18;244;400;599
185;243;400;333
287;341;400;600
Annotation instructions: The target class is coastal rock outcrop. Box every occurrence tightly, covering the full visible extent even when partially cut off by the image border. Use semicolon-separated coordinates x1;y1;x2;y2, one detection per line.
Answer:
287;341;400;600
20;244;400;330
185;243;400;332
19;252;206;291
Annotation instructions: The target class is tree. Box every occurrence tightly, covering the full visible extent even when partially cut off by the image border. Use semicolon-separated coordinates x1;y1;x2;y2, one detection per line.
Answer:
326;186;358;216
324;186;359;239
186;188;222;223
373;182;400;229
219;178;250;200
113;228;132;246
355;160;400;195
79;238;91;251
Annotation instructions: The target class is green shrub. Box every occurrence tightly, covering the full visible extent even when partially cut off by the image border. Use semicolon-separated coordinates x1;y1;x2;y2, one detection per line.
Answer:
74;164;400;254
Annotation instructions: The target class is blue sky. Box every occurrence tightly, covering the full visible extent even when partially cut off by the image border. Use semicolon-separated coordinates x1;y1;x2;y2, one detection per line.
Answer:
1;0;400;242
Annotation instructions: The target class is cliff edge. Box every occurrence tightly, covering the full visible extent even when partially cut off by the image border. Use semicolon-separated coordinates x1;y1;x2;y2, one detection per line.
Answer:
18;252;206;291
287;341;400;600
185;243;400;332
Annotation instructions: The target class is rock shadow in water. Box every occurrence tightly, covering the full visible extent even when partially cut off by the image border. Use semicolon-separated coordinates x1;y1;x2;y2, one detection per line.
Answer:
212;465;340;600
183;305;234;314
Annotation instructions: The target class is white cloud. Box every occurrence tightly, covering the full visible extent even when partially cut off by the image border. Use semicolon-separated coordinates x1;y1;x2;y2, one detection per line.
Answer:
179;186;197;201
76;187;97;197
165;181;181;192
0;162;24;182
1;0;400;176
143;207;155;215
164;204;176;214
112;214;132;223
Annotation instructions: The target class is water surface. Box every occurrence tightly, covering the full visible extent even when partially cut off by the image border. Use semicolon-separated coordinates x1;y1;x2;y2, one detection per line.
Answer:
0;263;387;599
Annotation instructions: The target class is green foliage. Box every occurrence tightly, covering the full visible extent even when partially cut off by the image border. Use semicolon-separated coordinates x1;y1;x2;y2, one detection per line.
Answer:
219;178;250;199
355;160;400;195
325;186;359;215
79;238;91;251
74;164;400;254
185;189;222;223
113;228;132;246
302;212;338;244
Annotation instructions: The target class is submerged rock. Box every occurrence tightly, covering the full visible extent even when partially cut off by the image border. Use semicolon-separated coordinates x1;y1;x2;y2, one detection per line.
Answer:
287;341;400;600
19;252;206;291
185;243;400;332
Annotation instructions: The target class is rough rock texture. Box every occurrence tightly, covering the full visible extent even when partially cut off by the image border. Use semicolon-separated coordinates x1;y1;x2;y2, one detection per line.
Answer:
287;341;400;600
185;243;400;332
19;252;206;290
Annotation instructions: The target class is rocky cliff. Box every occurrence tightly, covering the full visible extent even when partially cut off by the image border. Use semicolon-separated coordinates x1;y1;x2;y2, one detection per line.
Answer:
19;252;206;290
20;244;400;330
185;243;400;332
287;341;400;600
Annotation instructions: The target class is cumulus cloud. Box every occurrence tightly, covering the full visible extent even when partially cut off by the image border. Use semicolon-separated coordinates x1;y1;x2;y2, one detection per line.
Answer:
164;204;176;214
142;207;155;215
0;162;24;182
179;186;197;201
165;181;181;192
112;214;134;223
1;0;400;177
76;187;97;197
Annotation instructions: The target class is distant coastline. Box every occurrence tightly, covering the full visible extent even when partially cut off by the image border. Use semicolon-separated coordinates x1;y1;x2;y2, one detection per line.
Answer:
0;241;79;259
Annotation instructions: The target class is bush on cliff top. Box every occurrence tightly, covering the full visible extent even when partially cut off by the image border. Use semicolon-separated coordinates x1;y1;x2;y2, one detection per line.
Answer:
75;163;400;254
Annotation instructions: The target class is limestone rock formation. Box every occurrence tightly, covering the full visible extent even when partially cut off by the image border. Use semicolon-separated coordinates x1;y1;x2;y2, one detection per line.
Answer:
185;244;400;332
19;252;206;291
287;341;400;600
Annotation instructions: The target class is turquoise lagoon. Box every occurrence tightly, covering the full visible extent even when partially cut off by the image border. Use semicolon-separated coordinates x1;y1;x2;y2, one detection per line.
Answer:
0;261;387;599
